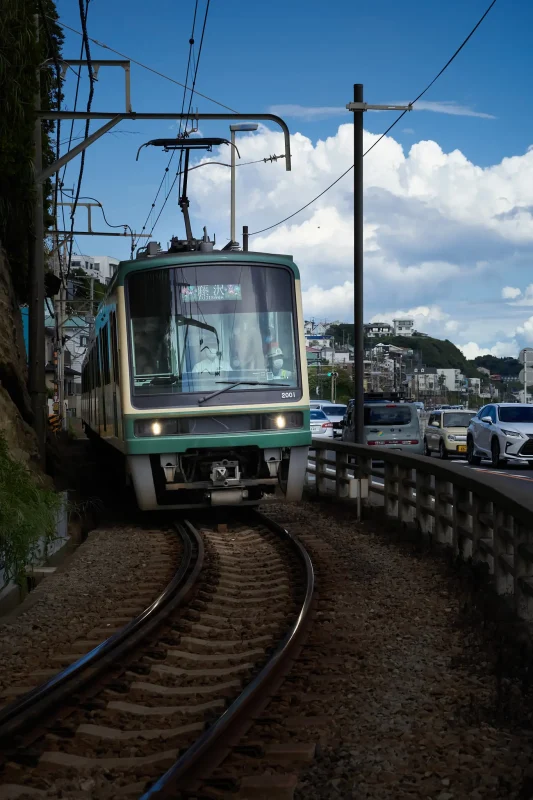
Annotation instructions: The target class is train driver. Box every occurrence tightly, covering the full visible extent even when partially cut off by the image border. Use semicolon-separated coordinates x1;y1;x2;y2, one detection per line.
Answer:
192;334;231;375
267;346;292;380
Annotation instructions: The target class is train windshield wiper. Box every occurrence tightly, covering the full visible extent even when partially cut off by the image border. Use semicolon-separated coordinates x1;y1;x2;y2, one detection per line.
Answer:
198;380;289;405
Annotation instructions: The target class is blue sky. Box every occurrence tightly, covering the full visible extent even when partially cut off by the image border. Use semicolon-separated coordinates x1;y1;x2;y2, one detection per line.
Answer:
54;0;533;358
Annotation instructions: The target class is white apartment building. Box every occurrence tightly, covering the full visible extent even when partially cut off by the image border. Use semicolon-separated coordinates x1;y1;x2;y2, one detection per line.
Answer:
393;318;414;337
70;254;120;284
364;322;392;338
437;368;467;392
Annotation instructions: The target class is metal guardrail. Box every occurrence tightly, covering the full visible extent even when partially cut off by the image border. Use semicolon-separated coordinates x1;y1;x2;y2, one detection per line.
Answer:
307;439;533;622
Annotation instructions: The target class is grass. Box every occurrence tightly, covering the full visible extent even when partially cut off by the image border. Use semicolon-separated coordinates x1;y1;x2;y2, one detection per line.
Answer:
0;433;61;586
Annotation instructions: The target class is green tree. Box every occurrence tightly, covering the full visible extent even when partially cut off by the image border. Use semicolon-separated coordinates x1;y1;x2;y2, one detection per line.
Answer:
0;0;64;299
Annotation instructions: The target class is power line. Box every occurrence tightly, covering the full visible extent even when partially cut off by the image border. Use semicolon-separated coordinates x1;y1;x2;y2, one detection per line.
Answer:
66;0;96;283
136;0;212;246
50;15;237;113
249;0;498;237
133;1;199;250
144;152;284;244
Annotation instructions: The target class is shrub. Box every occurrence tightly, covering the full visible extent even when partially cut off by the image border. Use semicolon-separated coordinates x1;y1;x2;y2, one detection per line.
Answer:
0;433;61;585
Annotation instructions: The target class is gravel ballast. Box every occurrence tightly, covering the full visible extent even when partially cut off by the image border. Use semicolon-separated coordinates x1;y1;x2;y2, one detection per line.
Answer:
0;526;175;698
264;497;533;800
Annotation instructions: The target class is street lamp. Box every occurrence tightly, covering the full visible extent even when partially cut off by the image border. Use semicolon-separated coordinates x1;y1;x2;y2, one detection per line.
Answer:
229;123;258;245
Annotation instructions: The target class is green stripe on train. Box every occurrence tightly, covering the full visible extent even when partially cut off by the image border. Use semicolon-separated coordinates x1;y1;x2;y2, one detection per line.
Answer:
124;431;312;455
122;414;311;455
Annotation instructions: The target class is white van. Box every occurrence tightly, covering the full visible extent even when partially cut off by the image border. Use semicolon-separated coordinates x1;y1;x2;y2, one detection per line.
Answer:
342;399;423;454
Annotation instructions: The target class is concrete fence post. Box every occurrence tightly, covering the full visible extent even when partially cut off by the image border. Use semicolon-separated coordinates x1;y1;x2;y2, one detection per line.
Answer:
513;523;533;621
452;485;471;560
415;470;433;536
493;509;514;596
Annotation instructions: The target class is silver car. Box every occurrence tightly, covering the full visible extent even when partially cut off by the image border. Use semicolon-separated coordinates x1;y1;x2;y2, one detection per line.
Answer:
467;403;533;468
310;402;347;437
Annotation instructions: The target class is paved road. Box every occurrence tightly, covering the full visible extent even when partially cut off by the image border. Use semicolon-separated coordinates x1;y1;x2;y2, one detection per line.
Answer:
320;442;533;494
427;453;533;492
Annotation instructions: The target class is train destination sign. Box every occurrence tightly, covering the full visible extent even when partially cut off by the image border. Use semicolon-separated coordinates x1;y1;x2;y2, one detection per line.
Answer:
180;284;242;302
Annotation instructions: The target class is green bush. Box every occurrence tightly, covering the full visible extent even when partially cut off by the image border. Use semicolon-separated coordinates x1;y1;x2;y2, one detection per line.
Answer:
0;433;60;585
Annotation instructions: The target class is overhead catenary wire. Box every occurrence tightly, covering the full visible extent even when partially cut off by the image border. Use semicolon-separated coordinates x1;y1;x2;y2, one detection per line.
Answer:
135;0;212;247
65;0;96;282
249;0;498;237
133;1;199;250
49;15;237;113
142;154;286;244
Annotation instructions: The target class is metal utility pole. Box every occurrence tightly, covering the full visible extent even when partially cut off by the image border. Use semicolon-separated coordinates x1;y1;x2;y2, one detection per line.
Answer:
347;88;411;442
351;84;365;443
229;124;258;246
29;15;46;460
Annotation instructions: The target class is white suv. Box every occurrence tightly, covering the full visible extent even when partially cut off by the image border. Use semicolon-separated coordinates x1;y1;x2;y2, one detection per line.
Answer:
467;403;533;468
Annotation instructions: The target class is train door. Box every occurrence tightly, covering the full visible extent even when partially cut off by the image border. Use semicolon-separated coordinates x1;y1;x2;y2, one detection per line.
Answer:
110;311;119;438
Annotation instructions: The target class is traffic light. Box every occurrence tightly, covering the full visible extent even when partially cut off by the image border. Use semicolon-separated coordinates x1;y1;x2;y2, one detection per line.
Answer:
327;371;339;378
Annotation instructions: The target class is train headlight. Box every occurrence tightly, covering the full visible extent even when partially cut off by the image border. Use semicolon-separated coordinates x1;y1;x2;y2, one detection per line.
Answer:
261;412;302;430
134;418;179;437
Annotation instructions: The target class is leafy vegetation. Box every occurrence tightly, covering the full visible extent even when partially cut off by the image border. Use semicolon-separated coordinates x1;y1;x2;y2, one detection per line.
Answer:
66;269;107;316
0;434;60;585
308;366;353;405
0;0;63;299
473;355;521;377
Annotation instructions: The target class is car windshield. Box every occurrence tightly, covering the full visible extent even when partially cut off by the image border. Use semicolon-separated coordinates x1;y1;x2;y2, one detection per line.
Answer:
311;410;327;420
127;263;298;401
498;406;533;423
364;405;412;425
443;412;474;428
321;405;347;415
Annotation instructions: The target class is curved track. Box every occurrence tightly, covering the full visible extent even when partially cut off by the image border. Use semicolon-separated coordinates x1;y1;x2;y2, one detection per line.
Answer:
0;512;315;799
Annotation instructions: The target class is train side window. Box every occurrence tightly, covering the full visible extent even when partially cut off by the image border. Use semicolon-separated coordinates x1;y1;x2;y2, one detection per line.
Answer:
102;325;111;385
110;311;120;385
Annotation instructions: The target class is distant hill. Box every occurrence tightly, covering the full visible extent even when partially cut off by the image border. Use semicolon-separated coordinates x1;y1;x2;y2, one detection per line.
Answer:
472;354;521;377
364;334;480;376
327;324;521;380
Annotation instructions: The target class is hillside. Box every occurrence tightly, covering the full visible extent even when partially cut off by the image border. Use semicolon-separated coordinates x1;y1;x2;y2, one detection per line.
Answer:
365;335;480;376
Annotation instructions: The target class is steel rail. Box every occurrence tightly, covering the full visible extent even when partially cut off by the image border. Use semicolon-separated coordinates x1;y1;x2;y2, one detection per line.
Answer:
0;522;204;744
141;510;315;798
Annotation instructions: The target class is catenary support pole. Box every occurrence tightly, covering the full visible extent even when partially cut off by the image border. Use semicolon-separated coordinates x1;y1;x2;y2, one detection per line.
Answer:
230;129;236;245
352;84;364;443
29;14;46;460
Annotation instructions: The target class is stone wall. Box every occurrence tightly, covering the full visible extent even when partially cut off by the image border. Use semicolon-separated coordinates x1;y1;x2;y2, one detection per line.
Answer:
0;246;39;466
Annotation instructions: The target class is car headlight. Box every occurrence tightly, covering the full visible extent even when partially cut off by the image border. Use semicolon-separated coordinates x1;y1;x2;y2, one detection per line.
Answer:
447;435;457;441
501;429;523;438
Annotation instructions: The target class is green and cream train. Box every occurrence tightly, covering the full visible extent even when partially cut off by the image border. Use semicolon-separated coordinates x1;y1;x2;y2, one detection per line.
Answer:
81;243;311;510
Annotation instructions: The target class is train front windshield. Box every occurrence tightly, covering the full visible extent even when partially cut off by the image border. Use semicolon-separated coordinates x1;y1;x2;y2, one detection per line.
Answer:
127;263;300;402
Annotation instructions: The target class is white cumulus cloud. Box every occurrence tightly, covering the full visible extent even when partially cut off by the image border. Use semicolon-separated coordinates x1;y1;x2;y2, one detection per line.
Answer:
186;122;533;356
458;341;519;360
502;286;522;300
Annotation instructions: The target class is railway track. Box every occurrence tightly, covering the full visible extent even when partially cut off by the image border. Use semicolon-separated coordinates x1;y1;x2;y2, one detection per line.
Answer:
0;511;314;799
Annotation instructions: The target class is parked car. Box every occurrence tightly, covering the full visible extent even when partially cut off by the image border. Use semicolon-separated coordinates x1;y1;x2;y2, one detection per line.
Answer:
424;409;476;459
309;402;347;437
342;399;423;454
310;409;334;439
467;403;533;468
